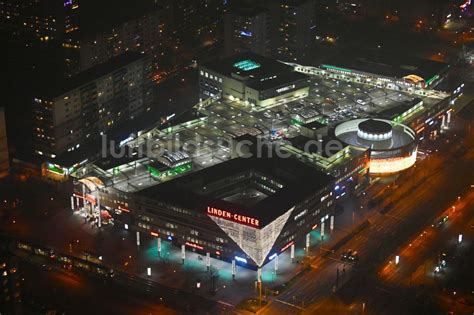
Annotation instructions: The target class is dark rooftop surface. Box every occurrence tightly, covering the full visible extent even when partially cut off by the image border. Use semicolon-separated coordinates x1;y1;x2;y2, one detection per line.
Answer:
323;49;449;81
94;154;141;172
37;52;147;98
358;119;393;134
302;120;327;130
376;98;423;120
158;109;207;131
246;71;310;92
221;187;270;207
200;52;293;81
288;135;348;158
227;5;269;17
136;155;334;227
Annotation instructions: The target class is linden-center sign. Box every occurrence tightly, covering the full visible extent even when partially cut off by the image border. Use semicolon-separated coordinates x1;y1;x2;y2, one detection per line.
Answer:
207;206;260;228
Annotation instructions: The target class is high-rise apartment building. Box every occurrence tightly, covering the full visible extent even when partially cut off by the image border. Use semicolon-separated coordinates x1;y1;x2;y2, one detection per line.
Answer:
34;52;153;158
0;251;21;314
172;0;225;41
79;3;171;72
0;0;80;42
224;6;271;57
62;0;81;76
0;0;81;75
270;0;316;63
0;107;9;177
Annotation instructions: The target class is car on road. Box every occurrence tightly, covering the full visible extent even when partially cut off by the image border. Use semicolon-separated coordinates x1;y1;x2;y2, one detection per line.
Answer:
438;253;447;267
341;249;353;261
348;251;359;262
433;215;449;228
434;253;447;274
341;250;359;262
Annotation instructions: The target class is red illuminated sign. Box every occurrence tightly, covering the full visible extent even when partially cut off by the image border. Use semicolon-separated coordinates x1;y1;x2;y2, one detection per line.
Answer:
150;232;159;237
207;206;260;228
185;242;204;250
118;205;130;213
281;241;294;253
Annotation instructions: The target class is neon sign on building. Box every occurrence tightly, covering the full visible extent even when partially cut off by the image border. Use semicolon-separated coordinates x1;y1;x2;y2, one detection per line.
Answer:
207;206;260;228
276;84;296;94
233;59;261;71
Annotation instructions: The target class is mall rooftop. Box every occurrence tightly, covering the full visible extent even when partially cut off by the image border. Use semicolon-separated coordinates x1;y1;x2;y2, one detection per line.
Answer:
135;155;334;227
322;49;450;83
200;52;296;81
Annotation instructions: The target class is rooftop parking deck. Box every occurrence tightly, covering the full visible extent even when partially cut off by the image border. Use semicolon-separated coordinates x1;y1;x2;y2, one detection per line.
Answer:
78;72;448;193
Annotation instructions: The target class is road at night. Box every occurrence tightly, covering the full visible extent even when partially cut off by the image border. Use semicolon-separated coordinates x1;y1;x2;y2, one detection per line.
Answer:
2;104;473;315
261;103;474;315
17;258;239;315
18;260;179;315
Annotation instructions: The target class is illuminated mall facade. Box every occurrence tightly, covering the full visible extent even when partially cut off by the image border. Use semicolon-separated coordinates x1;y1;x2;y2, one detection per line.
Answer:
59;51;460;271
335;118;418;174
73;155;336;270
198;52;310;107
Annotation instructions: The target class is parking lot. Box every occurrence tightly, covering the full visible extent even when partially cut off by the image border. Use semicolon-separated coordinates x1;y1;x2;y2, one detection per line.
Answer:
259;76;437;126
97;74;443;193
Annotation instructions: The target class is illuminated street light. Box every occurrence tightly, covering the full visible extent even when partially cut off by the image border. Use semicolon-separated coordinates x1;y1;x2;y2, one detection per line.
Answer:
147;267;151;277
458;234;463;244
395;255;400;265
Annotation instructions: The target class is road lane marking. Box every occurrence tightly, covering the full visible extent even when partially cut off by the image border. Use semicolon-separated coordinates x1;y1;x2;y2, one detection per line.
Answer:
217;300;234;307
275;299;306;311
384;213;407;221
376;286;394;295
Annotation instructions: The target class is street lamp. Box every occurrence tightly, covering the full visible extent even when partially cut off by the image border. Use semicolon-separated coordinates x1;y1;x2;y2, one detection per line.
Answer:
395;255;400;265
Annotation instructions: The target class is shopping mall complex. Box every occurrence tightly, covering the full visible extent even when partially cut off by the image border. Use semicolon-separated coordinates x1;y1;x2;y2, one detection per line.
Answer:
48;52;462;270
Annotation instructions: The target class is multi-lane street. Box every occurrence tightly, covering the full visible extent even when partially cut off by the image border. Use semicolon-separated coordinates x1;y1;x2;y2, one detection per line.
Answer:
261;101;474;315
19;261;178;315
